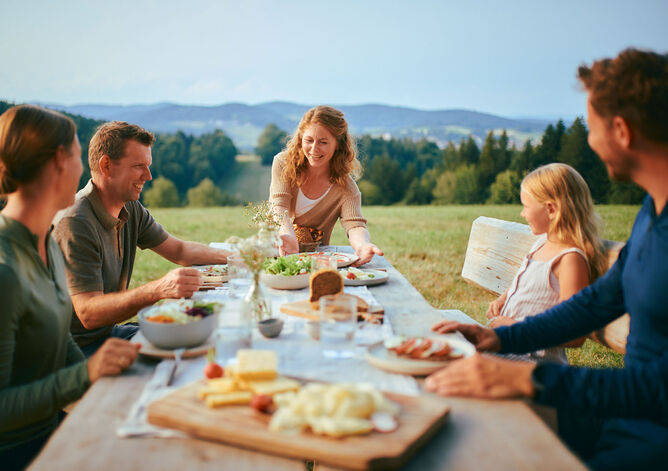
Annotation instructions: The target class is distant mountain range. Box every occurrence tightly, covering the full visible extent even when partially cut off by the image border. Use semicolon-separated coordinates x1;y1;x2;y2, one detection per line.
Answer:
44;101;555;151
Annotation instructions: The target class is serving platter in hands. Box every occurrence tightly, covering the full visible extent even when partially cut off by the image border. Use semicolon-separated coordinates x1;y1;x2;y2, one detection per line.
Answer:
303;251;359;268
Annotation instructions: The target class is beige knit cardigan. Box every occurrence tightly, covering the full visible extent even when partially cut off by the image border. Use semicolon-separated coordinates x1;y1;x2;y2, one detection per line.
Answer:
269;152;367;245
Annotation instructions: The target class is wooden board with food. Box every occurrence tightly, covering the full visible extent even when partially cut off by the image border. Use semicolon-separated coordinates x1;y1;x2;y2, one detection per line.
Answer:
146;350;450;470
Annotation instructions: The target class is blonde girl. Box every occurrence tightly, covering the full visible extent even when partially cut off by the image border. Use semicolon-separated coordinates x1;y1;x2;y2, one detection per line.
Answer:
486;163;608;363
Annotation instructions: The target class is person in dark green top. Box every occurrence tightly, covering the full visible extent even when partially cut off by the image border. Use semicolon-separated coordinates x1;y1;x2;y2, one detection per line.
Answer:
0;105;140;471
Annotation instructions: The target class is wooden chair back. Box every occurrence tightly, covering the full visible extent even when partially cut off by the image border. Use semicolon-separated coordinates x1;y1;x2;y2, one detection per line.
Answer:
461;216;629;354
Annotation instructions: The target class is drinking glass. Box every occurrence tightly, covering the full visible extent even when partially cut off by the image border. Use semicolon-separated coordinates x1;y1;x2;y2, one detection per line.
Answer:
227;253;250;279
319;294;356;358
214;299;252;365
312;253;337;271
227;253;251;299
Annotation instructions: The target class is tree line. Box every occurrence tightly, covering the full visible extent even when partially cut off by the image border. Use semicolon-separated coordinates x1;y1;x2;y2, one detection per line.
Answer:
255;118;645;205
0;100;645;207
0;101;240;207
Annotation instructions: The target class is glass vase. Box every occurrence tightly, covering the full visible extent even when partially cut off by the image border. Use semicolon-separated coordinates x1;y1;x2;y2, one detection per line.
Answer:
245;272;272;322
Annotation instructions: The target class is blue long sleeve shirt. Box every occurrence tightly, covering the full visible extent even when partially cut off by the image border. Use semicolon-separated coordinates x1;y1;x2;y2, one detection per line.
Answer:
495;195;668;438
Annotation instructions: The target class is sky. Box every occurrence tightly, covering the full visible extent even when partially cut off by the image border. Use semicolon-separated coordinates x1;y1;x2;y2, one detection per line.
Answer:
1;0;666;119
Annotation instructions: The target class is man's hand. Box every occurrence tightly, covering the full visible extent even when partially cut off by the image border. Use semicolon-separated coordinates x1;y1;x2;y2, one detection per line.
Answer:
353;243;384;266
425;353;535;399
87;338;140;383
153;267;201;298
431;320;502;352
279;234;298;256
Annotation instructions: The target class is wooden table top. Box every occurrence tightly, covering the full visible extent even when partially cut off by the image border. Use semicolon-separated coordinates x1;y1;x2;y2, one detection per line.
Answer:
29;248;585;471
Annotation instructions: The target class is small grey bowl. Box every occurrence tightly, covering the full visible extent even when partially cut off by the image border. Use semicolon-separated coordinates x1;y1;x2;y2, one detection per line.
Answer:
258;318;284;338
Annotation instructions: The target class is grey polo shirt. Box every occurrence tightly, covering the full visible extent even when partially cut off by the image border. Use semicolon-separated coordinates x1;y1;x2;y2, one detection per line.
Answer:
52;180;168;347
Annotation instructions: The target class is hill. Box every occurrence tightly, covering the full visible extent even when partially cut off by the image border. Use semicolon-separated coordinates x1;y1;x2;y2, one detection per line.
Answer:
44;101;553;151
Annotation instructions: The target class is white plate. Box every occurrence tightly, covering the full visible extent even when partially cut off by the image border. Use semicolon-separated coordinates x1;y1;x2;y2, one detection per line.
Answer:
365;336;475;376
261;272;311;290
341;269;389;286
303;252;359;268
132;331;214;359
193;264;230;283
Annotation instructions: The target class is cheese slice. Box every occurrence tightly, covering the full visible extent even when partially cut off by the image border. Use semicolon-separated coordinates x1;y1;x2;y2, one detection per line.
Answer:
235;349;277;381
246;376;300;396
205;391;253;408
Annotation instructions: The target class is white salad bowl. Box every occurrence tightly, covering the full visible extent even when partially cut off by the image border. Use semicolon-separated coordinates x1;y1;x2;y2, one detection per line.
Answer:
260;272;311;290
138;306;219;349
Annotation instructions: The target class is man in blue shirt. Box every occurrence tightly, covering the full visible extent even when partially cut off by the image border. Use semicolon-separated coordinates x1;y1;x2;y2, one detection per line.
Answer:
426;48;668;469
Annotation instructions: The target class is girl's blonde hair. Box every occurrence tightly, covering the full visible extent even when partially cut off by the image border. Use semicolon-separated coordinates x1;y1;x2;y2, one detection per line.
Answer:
522;163;608;281
281;106;362;187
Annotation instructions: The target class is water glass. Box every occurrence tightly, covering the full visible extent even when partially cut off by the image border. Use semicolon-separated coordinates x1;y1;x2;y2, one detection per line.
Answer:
228;253;250;279
312;253;337;271
319;294;356;358
215;299;252;365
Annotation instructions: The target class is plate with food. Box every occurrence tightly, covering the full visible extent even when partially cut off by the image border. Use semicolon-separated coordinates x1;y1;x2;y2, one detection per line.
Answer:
137;299;222;350
339;267;389;286
365;335;475;376
302;251;359;268
194;264;230;289
261;254;313;289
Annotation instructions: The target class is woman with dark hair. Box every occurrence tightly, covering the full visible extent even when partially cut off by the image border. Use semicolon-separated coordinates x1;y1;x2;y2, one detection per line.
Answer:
0;105;139;470
270;105;383;265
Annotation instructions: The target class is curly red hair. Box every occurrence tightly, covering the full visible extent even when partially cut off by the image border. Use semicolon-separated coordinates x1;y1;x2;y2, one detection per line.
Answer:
282;106;362;186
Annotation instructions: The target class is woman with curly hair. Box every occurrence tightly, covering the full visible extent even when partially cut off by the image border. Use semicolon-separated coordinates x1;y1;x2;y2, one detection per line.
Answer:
270;105;383;265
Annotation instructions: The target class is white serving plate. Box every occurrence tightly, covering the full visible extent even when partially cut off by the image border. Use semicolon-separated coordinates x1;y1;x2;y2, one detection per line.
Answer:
365;336;475;376
341;269;389;286
260;272;311;290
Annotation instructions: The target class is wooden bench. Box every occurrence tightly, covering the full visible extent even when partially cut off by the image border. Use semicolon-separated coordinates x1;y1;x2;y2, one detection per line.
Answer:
461;216;629;354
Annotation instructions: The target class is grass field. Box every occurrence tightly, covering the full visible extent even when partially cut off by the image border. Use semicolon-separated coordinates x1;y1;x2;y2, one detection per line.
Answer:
132;204;639;368
221;154;271;203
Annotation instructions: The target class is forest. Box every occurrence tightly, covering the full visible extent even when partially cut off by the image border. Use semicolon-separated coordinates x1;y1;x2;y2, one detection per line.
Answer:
0;101;645;207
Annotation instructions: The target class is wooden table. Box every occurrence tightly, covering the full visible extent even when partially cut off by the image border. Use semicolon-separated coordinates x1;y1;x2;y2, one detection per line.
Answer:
29;248;585;471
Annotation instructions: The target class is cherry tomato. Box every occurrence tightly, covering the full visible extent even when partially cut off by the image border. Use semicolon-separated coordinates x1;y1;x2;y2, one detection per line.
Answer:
204;362;224;379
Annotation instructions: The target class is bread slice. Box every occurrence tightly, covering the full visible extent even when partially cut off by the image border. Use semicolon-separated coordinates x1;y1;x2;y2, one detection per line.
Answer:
235;349;277;381
309;269;343;305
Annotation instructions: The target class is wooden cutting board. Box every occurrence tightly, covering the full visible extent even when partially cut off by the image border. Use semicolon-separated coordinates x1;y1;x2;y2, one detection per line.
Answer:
147;381;450;470
280;299;384;321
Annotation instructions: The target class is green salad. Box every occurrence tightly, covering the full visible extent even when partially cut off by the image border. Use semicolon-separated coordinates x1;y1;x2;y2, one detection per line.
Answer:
263;254;313;276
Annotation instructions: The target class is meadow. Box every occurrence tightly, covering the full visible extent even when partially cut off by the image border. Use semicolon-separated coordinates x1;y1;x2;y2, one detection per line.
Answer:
132;205;639;368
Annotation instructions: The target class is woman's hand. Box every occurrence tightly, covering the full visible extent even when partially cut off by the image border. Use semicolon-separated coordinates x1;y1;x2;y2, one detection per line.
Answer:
353;242;384;266
87;338;140;383
279;234;298;256
424;353;535;399
431;320;502;352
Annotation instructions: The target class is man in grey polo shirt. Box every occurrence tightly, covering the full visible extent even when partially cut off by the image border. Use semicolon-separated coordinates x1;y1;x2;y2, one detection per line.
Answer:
53;121;233;356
